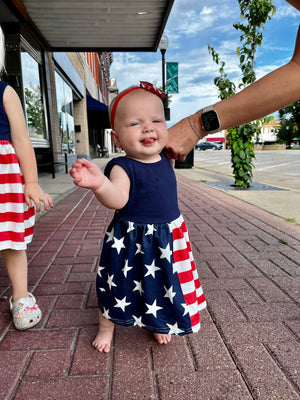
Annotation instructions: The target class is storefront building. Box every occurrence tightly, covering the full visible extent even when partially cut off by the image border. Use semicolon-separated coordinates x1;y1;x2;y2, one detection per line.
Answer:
0;0;174;176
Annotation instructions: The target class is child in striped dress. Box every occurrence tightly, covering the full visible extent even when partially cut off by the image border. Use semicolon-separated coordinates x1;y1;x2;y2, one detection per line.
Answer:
70;82;206;353
0;27;53;330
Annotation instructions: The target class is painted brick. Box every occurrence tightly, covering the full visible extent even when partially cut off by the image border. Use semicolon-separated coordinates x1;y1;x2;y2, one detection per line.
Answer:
0;351;30;400
156;370;252;400
69;327;110;375
14;377;108;400
231;343;300;399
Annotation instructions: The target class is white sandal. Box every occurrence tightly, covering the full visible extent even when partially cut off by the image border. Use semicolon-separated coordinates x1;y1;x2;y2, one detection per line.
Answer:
9;293;42;330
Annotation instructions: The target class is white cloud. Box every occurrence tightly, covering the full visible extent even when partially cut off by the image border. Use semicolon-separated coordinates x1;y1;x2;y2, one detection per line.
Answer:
110;0;298;126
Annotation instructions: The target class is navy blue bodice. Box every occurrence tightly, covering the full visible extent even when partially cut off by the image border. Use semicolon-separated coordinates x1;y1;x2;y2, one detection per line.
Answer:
0;81;11;142
104;153;180;224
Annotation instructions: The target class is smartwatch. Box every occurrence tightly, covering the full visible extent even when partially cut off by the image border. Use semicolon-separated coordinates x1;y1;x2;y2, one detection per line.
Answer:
201;105;221;133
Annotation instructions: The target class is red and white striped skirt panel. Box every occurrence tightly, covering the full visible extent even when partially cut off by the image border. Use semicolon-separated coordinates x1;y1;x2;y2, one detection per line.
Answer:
171;215;206;333
0;141;35;250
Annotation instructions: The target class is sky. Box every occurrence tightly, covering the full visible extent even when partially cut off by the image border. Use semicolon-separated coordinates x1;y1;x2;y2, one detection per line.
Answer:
110;0;299;127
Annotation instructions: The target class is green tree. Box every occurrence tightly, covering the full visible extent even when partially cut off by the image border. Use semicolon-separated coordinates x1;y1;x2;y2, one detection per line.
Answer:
277;100;300;147
24;83;45;136
208;0;276;189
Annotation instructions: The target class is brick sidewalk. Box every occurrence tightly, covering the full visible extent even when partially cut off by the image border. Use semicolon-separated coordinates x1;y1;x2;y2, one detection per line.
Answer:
0;176;300;400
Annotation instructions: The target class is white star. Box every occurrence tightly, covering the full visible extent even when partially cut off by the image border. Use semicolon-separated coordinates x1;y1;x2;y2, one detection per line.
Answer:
122;259;133;277
181;303;189;316
102;307;110;319
166;322;184;335
164;285;176;303
99;287;106;292
133;280;144;296
127;221;135;232
145;299;163;318
133;315;145;328
97;265;105;277
111;236;126;254
159;243;172;263
144;260;160;278
106;227;114;242
135;243;144;255
145;224;157;236
107;274;117;290
114;296;131;312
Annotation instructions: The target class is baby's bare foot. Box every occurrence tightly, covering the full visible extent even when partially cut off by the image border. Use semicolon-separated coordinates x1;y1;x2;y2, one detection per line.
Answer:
92;323;114;353
153;332;172;344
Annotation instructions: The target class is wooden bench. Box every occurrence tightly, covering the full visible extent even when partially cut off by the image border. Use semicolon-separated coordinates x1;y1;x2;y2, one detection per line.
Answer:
35;151;68;179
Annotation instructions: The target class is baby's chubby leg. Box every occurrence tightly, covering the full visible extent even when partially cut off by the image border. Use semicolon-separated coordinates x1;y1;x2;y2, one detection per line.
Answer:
92;310;114;353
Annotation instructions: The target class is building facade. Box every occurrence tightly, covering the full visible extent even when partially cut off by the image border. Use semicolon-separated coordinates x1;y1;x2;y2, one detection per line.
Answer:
1;23;111;174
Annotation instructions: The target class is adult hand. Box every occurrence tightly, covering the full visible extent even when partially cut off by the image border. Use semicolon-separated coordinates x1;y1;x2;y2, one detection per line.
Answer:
165;113;204;162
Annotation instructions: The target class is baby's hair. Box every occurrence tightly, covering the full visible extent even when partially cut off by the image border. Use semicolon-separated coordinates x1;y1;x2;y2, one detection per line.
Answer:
0;26;5;74
109;82;165;130
108;85;137;127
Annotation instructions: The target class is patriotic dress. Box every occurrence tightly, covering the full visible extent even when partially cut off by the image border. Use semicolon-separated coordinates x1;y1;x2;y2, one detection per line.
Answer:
96;153;206;336
0;81;35;251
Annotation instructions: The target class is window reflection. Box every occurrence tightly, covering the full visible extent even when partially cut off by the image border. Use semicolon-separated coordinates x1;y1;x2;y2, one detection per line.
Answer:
21;52;47;142
55;72;75;153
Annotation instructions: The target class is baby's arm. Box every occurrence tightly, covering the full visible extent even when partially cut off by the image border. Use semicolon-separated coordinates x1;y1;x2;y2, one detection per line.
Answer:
70;158;130;209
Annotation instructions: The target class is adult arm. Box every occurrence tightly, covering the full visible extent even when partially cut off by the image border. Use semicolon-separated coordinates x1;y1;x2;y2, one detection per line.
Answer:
166;22;300;162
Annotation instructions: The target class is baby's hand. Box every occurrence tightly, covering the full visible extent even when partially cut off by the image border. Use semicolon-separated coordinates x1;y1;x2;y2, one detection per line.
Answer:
24;184;53;213
69;158;105;190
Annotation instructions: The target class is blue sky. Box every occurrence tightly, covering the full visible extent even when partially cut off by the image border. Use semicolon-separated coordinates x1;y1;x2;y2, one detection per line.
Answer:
110;0;299;126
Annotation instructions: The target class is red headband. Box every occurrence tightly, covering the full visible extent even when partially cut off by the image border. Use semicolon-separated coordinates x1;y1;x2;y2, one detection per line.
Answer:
110;81;166;130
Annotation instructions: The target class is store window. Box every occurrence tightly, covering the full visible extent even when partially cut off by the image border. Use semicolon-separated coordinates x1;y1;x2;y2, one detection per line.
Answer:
21;48;48;146
55;72;75;153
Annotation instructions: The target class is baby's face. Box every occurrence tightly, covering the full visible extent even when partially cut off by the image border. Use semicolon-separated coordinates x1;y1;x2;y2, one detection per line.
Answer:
112;89;168;162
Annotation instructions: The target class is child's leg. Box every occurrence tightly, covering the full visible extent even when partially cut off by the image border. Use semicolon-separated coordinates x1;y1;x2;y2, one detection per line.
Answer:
1;249;28;300
153;333;172;345
92;310;115;353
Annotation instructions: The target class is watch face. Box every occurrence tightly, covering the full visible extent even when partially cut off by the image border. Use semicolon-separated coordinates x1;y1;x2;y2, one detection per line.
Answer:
201;110;220;132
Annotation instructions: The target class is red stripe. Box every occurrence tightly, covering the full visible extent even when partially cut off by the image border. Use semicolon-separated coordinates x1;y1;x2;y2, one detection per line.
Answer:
190;312;200;327
0;207;35;223
0;173;24;185
172;227;185;240
173;247;190;262
0;153;18;164
184;291;197;305
0;226;34;242
178;270;194;284
197;293;206;305
0;193;25;203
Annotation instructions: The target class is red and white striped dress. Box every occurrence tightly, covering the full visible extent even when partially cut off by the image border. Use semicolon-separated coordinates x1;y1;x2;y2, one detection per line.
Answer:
0;82;35;251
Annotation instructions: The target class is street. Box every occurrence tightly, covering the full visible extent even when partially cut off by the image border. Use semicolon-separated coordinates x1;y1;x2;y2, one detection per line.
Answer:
175;149;300;224
193;149;300;190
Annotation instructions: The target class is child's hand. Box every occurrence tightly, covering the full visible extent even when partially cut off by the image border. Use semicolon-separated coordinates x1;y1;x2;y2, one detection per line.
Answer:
24;184;53;213
69;158;105;191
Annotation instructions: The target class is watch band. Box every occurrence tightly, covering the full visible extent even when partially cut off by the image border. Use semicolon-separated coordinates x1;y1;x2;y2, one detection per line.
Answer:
201;105;221;134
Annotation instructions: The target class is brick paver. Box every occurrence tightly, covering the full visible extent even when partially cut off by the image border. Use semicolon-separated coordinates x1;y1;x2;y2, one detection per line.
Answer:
0;176;300;399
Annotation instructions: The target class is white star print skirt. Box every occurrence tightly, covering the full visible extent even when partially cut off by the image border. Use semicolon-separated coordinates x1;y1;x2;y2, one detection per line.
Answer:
96;214;206;335
0;141;35;251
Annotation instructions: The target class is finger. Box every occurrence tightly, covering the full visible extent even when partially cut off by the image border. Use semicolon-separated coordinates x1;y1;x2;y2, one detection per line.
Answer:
35;199;41;213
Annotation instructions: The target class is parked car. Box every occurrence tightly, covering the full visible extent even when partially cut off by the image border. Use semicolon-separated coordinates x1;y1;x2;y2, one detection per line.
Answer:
195;141;223;150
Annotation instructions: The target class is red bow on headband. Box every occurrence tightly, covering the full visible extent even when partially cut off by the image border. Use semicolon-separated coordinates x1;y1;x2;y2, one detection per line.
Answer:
139;81;166;99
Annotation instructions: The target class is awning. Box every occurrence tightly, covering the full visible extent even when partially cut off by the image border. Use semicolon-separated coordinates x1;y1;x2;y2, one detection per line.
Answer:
1;0;174;52
87;96;110;129
87;95;108;111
